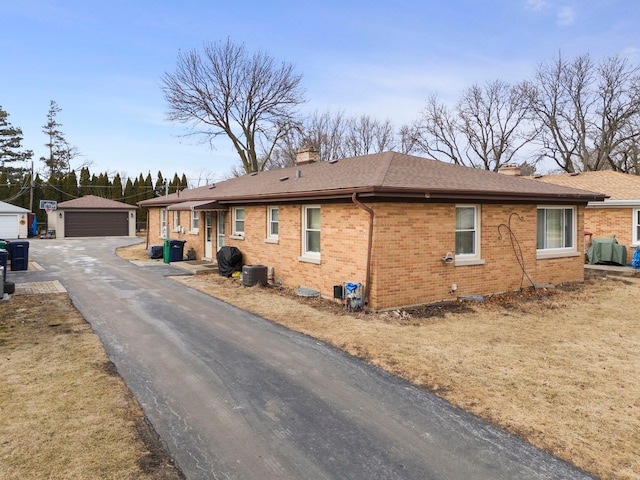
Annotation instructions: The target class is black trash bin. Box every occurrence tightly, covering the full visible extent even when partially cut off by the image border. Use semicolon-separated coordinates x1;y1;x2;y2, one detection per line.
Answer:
9;241;29;271
0;249;8;282
168;240;186;262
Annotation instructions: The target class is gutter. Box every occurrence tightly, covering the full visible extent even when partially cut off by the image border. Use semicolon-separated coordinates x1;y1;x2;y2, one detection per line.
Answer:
352;193;373;307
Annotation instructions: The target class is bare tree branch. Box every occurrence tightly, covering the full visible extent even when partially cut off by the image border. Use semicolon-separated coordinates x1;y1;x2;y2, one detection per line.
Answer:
162;38;307;174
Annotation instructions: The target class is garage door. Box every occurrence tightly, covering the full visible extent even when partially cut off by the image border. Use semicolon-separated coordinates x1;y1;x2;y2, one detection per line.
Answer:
64;211;129;237
0;214;18;239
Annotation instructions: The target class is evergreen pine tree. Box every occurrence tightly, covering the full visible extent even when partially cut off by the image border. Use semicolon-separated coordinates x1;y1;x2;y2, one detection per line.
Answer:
79;167;91;196
169;173;180;193
123;177;135;205
155;171;165;196
64;170;78;199
112;173;123;200
0;105;33;182
41;100;78;178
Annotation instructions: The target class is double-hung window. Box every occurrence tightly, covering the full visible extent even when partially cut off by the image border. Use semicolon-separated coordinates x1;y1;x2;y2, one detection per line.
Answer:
173;211;180;231
634;209;640;246
267;207;279;241
191;210;199;232
160;209;168;238
233;207;245;237
537;207;575;251
302;206;320;260
455;206;482;264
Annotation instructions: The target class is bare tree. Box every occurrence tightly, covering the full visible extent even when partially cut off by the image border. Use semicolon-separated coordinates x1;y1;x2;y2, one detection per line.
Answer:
277;109;349;167
397;124;420;154
162;38;307;174
413;80;535;171
268;110;401;169
526;53;640;173
344;115;396;157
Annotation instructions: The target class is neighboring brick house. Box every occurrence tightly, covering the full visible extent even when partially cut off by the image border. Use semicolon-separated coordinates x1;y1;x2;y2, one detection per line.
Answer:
527;171;640;254
139;150;604;311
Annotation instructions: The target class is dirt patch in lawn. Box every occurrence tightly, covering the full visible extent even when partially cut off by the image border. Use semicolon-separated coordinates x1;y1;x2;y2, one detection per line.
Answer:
123;241;638;479
0;293;184;480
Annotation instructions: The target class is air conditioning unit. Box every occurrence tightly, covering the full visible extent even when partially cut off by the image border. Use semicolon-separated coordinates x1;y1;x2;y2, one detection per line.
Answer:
242;265;268;287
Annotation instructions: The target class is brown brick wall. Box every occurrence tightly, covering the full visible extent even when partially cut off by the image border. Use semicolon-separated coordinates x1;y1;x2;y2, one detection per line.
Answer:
147;202;586;310
584;207;636;252
147;210;208;259
226;204;369;300
368;203;584;309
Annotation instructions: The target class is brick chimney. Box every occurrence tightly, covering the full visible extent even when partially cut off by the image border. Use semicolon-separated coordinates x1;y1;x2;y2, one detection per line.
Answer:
498;165;521;176
296;145;319;165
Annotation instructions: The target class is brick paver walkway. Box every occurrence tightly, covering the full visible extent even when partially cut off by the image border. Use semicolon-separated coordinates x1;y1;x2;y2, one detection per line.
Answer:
14;280;67;295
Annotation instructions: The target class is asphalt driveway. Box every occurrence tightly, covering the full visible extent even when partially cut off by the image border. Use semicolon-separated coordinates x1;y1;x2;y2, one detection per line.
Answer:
10;237;597;480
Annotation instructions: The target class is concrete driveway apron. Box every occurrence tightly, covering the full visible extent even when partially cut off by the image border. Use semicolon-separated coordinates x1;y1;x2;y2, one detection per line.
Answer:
13;238;597;480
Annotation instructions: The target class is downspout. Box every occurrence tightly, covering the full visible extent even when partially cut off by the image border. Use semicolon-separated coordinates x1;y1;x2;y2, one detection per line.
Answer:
145;210;149;249
351;193;373;307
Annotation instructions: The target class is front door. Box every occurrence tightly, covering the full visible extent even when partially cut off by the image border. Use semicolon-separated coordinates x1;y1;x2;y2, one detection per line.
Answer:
205;212;213;259
217;211;226;252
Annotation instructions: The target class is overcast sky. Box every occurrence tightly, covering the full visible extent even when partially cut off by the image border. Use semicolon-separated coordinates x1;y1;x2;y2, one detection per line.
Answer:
2;0;638;184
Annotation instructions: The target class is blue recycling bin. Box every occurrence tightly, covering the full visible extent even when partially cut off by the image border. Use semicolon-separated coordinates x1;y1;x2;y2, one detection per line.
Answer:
168;240;186;262
9;241;29;271
0;249;8;282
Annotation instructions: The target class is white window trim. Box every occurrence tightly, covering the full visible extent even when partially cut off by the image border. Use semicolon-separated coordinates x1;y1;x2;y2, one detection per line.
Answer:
231;207;245;239
172;211;180;232
189;210;199;234
160;209;168;238
454;205;484;266
265;207;279;244
633;208;640;247
299;205;321;263
536;206;579;259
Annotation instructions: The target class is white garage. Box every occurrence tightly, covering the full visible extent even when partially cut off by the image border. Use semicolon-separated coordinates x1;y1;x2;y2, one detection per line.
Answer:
0;201;30;239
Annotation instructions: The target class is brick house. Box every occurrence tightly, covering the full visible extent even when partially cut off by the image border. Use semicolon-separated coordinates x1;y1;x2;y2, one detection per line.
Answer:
527;171;640;254
139;150;604;311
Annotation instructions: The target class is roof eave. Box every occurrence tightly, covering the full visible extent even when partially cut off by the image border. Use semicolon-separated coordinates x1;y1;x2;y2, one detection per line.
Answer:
139;186;606;207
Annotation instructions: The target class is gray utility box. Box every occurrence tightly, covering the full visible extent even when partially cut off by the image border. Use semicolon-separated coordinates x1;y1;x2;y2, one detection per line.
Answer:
242;265;268;287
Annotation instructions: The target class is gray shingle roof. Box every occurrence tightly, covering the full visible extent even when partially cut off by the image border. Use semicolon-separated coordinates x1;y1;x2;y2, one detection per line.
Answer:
139;152;607;207
58;195;137;210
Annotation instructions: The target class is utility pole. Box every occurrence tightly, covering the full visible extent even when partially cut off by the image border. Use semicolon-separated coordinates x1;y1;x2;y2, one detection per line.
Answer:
29;160;34;212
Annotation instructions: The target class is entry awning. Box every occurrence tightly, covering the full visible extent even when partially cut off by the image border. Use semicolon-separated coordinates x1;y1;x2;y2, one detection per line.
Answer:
166;200;226;211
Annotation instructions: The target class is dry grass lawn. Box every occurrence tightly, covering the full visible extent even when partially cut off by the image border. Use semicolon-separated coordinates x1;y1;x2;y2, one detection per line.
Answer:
3;239;637;480
115;232;640;480
0;293;184;480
